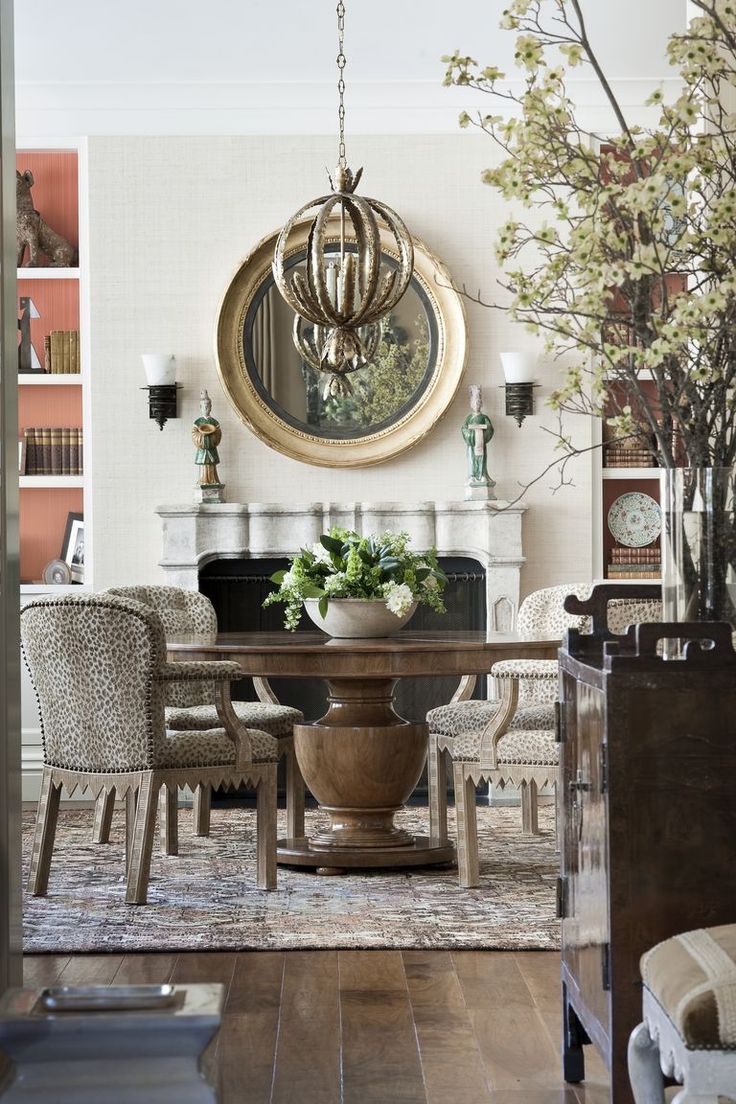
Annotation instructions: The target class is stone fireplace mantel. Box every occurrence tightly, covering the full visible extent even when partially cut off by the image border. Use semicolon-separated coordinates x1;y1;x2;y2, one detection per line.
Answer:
156;500;526;631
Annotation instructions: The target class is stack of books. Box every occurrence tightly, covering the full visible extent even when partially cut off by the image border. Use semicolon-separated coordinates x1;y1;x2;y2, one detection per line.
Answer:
21;427;83;475
604;445;657;468
608;546;661;579
43;330;80;374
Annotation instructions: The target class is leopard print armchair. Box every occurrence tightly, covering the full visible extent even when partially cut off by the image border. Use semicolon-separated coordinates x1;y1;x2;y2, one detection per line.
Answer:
104;583;305;841
21;593;279;903
105;585;218;709
22;592;170;772
428;585;663;887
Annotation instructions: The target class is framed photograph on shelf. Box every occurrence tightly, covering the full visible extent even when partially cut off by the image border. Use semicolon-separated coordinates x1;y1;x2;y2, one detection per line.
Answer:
61;512;84;583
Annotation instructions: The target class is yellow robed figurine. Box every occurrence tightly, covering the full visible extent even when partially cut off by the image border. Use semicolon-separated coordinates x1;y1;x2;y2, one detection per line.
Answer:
192;389;225;503
462;385;496;501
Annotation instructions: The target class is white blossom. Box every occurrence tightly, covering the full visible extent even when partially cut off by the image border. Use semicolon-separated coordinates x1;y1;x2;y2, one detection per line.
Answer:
312;542;332;565
384;582;414;617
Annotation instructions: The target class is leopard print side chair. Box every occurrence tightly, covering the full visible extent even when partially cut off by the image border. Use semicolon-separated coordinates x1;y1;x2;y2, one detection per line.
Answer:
102;585;305;849
21;593;279;904
427;583;590;860
428;586;662;887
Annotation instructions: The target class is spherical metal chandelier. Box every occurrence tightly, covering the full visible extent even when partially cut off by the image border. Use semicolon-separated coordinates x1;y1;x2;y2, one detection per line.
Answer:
272;0;414;398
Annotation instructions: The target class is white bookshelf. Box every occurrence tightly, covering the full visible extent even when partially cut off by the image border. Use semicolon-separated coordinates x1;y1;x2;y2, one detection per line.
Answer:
18;138;93;804
20;583;90;595
19;373;82;385
602;467;661;480
17;267;79;280
19;475;84;489
17;136;92;590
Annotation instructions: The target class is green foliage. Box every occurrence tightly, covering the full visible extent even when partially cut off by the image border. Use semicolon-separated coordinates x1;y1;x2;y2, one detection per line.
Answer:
443;0;736;469
263;528;447;631
322;315;429;428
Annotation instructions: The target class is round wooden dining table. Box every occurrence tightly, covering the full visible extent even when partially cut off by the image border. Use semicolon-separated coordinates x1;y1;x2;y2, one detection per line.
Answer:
166;630;559;872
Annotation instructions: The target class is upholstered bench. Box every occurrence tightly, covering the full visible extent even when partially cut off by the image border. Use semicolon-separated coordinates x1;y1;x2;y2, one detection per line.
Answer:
628;923;736;1103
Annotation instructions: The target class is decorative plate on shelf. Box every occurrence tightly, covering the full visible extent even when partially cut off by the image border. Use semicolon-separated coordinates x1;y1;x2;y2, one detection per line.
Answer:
607;492;661;548
42;559;72;585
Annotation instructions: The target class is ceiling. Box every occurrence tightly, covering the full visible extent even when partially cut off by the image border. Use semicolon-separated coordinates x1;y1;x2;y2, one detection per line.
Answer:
16;1;684;85
14;1;687;135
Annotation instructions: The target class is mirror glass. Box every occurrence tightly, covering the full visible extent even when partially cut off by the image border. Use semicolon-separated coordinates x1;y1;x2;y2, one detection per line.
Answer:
244;246;438;440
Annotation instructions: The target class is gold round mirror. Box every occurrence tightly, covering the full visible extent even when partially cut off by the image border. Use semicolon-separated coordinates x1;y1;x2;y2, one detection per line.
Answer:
216;219;467;467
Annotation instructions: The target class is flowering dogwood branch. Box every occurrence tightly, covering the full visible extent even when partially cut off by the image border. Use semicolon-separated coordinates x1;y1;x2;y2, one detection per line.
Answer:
443;0;736;476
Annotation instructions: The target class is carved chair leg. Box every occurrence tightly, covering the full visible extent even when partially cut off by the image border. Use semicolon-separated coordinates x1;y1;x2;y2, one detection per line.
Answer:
627;1022;665;1104
92;788;116;844
255;767;277;890
28;767;62;896
125;789;137;871
126;774;158;905
454;762;480;888
428;735;449;843
159;785;178;856
193;784;211;836
285;745;305;839
521;778;540;835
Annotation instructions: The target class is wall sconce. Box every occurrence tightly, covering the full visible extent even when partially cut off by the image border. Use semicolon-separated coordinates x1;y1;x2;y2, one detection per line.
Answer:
500;351;538;427
141;354;180;430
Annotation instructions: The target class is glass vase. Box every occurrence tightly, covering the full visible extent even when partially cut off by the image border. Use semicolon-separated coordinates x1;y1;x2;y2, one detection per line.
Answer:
661;467;736;630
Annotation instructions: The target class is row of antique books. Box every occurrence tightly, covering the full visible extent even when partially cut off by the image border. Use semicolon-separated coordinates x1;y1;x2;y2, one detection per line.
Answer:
44;330;80;374
21;427;83;475
604;445;657;468
608;545;661;579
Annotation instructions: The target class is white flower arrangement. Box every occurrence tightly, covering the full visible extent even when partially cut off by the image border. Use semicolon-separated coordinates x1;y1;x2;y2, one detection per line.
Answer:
264;528;447;631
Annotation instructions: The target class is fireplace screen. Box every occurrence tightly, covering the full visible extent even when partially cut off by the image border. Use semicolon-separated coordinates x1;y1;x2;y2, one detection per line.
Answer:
199;556;487;724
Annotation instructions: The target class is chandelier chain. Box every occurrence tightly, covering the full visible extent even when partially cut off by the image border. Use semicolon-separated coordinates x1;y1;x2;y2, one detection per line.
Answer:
336;0;346;167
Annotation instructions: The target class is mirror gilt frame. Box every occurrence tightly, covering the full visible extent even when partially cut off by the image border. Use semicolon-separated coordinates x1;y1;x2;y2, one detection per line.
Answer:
215;219;467;467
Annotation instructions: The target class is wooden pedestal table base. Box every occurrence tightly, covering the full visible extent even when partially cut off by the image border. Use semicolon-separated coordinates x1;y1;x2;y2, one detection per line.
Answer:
165;629;560;875
277;677;455;872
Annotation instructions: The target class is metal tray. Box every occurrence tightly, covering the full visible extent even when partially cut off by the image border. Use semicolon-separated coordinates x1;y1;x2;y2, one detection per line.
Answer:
39;984;177;1012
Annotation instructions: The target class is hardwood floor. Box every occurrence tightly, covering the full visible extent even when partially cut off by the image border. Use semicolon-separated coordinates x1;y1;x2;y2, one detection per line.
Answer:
22;950;613;1102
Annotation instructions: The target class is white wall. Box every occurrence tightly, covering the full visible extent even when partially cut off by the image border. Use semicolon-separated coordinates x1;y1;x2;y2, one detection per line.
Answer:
88;131;594;596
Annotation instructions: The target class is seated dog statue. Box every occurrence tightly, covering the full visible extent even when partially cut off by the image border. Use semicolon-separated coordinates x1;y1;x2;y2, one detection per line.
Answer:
17;169;78;268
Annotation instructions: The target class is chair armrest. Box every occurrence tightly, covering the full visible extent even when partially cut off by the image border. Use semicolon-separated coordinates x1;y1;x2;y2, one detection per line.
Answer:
253;676;280;705
449;674;477;703
155;660;243;683
491;659;558;680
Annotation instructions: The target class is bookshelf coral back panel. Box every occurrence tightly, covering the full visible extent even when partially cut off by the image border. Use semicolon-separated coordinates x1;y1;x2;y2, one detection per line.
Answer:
18;388;82;431
16;150;79;260
19;488;83;583
18;279;80;374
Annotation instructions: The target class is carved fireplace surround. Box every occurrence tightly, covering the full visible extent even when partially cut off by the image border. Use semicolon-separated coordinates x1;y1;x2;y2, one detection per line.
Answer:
156;501;526;631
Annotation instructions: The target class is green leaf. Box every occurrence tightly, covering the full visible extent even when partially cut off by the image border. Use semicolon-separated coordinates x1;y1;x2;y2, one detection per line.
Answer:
320;534;344;555
270;570;286;584
318;595;329;619
415;567;430;582
301;583;326;599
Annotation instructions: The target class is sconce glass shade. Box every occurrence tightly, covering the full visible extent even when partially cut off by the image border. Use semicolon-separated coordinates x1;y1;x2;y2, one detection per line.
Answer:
500;351;537;384
141;353;176;386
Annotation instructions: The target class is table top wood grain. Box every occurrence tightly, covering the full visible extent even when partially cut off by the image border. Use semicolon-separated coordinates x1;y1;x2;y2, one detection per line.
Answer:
166;630;559;679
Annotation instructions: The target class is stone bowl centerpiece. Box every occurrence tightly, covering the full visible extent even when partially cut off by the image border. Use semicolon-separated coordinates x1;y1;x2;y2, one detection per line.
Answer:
263;528;447;638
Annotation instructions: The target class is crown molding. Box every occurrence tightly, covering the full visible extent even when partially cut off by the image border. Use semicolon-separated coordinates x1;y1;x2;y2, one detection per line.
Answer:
16;77;682;136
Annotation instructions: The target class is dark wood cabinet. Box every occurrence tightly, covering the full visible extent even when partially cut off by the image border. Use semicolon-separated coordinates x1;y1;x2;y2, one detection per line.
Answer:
557;586;736;1103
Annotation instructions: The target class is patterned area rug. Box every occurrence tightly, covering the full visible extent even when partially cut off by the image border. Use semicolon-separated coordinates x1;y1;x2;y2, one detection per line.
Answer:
23;804;560;953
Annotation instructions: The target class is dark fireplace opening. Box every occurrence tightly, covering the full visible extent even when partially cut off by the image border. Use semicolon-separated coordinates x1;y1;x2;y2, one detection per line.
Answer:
199;556;486;800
